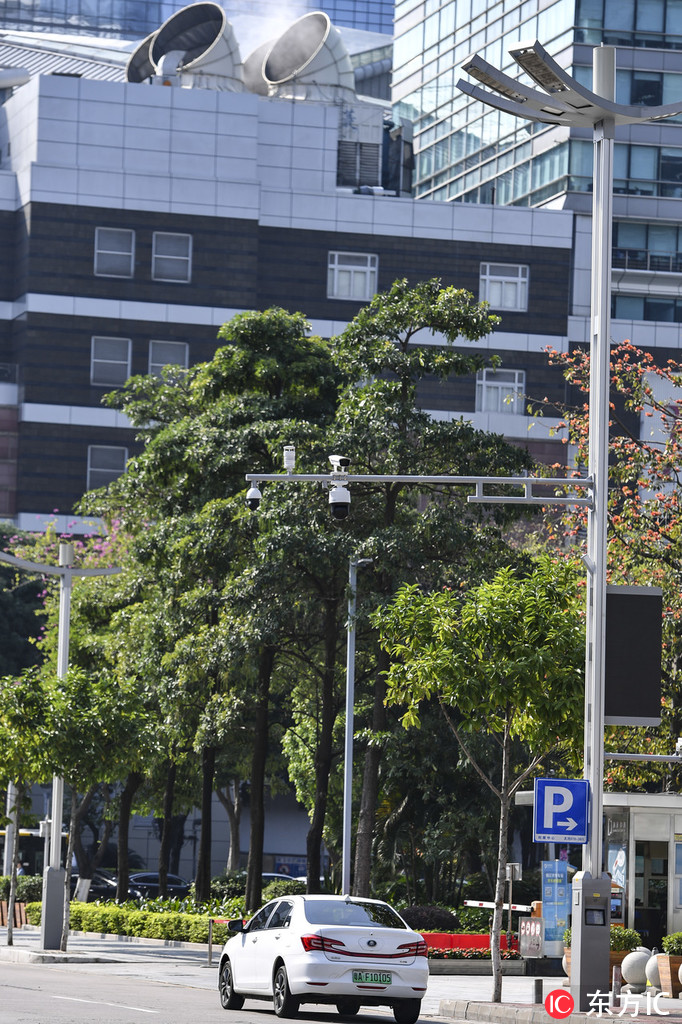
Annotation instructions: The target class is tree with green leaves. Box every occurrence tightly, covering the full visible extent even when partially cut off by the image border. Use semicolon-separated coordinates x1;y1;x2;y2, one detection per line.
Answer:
375;556;585;1001
76;279;537;907
81;307;342;909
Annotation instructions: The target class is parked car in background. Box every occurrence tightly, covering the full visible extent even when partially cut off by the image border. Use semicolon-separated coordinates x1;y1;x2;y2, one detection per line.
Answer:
217;893;428;1022
70;869;143;902
128;872;191;898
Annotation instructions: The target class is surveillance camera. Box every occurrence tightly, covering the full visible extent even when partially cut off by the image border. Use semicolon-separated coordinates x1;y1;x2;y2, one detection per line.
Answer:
329;455;351;472
329;482;351;520
245;484;262;511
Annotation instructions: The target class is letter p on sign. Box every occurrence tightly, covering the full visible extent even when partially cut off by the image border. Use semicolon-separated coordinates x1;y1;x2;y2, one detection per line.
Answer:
543;786;572;829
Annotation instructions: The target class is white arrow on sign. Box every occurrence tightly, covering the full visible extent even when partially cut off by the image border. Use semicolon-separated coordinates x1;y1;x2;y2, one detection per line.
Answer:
556;817;577;830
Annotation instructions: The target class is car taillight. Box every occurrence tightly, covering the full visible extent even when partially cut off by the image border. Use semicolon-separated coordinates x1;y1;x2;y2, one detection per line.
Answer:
398;940;429;957
301;934;347;953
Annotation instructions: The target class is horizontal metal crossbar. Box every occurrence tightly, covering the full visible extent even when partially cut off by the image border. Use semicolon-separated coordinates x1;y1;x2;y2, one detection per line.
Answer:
604;752;682;764
245;472;593;508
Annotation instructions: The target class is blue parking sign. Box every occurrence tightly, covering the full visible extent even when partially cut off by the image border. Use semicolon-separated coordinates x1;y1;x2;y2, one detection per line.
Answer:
533;778;589;844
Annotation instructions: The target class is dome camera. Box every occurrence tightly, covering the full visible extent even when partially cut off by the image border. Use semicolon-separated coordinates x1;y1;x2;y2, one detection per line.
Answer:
245;484;262;511
329;482;351;520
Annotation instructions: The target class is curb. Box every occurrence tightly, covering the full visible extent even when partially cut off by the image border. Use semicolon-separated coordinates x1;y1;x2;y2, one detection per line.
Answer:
438;1000;590;1024
0;946;122;964
0;928;214;964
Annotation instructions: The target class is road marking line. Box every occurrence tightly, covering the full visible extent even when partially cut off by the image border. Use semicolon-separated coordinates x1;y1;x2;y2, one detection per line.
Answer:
53;995;159;1013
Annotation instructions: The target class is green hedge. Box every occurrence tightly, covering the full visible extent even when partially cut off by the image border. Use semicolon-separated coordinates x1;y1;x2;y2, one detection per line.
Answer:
0;875;43;902
26;901;232;946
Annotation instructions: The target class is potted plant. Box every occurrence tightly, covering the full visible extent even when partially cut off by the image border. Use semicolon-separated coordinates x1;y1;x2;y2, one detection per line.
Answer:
658;933;682;997
563;926;641;978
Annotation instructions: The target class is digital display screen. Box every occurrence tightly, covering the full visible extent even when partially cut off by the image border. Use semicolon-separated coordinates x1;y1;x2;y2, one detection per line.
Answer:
585;909;606;926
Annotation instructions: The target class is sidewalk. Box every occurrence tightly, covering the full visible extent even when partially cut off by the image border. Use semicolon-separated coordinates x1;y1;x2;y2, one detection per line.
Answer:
1;927;681;1024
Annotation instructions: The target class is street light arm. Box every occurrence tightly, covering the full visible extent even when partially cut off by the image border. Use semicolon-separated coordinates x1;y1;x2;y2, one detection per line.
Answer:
0;550;121;578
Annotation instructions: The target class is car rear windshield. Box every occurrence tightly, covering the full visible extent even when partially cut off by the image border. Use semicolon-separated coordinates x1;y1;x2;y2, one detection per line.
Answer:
303;900;407;928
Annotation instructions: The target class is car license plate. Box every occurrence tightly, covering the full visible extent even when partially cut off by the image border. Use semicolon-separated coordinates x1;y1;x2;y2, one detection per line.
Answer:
352;971;392;985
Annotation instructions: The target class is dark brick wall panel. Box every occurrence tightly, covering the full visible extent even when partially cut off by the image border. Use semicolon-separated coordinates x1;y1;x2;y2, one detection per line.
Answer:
13;314;224;406
16;423;140;516
416;350;569;414
257;228;572;335
25;204;259;309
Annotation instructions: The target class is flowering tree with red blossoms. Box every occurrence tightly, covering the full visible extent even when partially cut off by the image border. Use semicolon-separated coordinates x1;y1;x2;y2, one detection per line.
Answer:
544;340;682;788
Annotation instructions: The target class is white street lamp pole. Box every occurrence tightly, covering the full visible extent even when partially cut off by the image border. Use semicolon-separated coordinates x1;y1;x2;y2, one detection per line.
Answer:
342;557;372;895
583;46;615;884
456;39;682;1008
0;543;119;949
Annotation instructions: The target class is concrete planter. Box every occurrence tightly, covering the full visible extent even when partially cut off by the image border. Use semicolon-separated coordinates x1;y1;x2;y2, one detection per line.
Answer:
656;953;682;998
428;959;527;975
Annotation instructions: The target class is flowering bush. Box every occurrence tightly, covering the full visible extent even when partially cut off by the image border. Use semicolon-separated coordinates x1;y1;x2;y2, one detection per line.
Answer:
428;947;521;960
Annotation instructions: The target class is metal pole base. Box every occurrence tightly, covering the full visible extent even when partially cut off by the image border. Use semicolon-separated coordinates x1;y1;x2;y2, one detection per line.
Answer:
41;866;66;950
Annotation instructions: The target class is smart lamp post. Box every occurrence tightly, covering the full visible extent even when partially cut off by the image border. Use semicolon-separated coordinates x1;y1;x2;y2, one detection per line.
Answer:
457;40;682;1007
246;452;592;897
342;556;372;895
0;543;119;950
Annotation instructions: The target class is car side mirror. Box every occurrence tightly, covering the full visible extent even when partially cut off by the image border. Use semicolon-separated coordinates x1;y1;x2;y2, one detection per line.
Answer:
227;919;246;933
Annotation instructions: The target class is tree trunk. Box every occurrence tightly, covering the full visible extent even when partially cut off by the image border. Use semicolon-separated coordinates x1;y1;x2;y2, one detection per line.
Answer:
491;715;512;1003
117;771;143;902
246;646;274;913
158;761;176;899
61;786;78;951
353;649;388;896
6;782;22;947
306;601;338;893
72;784;98;878
216;778;242;873
195;746;216;904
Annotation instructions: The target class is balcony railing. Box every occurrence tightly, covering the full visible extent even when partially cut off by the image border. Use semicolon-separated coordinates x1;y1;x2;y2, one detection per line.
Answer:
612;249;682;273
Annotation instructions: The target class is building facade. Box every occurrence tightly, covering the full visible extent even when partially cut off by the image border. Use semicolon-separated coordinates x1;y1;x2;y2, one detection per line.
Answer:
0;5;573;532
0;0;395;39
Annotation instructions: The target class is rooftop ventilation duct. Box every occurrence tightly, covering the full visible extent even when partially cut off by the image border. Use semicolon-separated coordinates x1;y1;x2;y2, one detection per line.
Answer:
243;39;273;96
126;33;156;84
127;2;244;90
262;11;354;101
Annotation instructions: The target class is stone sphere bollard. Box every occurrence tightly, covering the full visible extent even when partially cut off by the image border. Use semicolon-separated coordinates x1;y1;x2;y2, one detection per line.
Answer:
646;954;661;990
621;949;651;992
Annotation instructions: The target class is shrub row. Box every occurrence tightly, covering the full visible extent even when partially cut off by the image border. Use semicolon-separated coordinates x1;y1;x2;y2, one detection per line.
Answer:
0;875;43;903
25;901;235;946
428;947;521;960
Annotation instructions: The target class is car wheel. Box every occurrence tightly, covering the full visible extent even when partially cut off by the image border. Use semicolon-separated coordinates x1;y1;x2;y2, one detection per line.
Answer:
219;959;244;1010
273;964;299;1018
336;998;361;1017
393;999;421;1024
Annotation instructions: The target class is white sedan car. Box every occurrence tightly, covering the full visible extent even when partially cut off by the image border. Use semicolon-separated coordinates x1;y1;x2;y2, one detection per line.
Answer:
218;894;428;1023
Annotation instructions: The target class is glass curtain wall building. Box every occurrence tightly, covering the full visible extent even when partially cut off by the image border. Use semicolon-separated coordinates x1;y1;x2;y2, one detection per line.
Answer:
0;0;394;37
392;0;682;207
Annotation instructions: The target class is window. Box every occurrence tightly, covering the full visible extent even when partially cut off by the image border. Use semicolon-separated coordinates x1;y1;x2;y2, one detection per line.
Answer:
327;252;378;301
267;901;294;929
94;227;134;278
152;232;192;283
247;904;275;933
148;340;189;377
90;337;131;387
476;368;526;415
87;446;128;490
479;263;529;311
